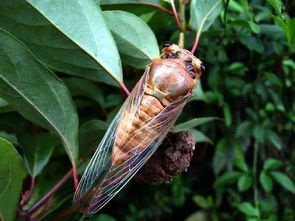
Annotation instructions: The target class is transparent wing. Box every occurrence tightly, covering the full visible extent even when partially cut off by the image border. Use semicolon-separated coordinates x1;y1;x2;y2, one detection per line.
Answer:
85;96;189;215
74;69;190;215
73;69;148;204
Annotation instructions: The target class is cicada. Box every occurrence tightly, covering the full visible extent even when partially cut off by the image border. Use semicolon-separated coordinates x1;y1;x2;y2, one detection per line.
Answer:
73;44;203;215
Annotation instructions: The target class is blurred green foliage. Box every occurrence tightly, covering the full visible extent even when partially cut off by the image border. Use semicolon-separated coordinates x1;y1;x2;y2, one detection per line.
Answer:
0;0;294;221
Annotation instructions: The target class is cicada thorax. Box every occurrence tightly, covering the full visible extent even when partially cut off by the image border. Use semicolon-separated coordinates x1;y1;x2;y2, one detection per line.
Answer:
112;53;200;166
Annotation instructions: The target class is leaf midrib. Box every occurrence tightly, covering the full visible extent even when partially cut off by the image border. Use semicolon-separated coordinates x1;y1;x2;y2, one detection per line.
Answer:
197;0;222;36
26;0;122;84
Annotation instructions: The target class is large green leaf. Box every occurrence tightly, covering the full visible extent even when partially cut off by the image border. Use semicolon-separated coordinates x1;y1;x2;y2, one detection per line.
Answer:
19;133;59;177
0;0;117;86
63;77;105;107
189;0;223;34
103;10;159;68
0;28;79;165
0;97;13;113
26;0;123;84
0;138;26;221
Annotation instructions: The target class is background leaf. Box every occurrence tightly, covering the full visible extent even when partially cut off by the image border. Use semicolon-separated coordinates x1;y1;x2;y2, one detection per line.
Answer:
270;171;295;194
0;0;118;86
267;0;283;15
189;0;223;34
26;0;123;84
103;10;159;68
0;29;79;165
175;117;217;132
259;171;273;192
237;202;259;217
0;138;26;221
19;133;59;176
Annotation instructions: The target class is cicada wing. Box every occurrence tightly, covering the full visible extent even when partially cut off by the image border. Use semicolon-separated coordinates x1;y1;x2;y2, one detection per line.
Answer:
73;69;149;204
84;95;190;215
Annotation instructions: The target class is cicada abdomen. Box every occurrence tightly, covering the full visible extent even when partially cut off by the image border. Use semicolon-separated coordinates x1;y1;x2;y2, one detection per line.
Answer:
74;44;203;215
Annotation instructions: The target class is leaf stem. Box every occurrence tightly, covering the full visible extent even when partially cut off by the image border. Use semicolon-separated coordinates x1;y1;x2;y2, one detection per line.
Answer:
119;81;131;96
191;32;200;54
20;176;36;206
136;2;174;15
25;159;83;216
178;0;187;48
72;164;79;189
170;0;182;31
253;140;260;218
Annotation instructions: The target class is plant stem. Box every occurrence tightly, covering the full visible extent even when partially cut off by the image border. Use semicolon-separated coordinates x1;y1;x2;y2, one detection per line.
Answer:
20;176;36;206
191;32;200;54
138;2;174;15
26;159;83;216
170;0;182;31
119;81;130;96
253;140;260;219
178;0;187;48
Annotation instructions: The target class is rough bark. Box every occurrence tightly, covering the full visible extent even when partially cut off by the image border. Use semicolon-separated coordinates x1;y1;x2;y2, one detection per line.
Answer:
135;131;195;183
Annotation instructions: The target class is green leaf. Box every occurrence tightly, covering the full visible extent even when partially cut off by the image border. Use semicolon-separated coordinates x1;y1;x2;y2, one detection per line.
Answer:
191;81;207;102
264;72;283;87
267;130;282;150
0;97;13;113
174;117;217;132
259;171;273;192
188;129;213;144
94;214;116;221
190;0;223;34
237;202;259;217
19;133;59;176
103;10;159;68
213;138;227;175
223;104;232;126
79;120;108;158
233;159;249;172
0;0;117;86
0;138;26;221
26;0;123;84
232;19;261;33
0;29;79;166
192;195;210;209
270;171;295;194
237;174;252;191
267;0;283;15
264;158;282;170
215;171;242;186
63;77;105;107
0;132;18;145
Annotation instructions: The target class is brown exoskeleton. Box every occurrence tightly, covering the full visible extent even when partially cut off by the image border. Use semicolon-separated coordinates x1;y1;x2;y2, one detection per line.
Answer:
74;44;202;215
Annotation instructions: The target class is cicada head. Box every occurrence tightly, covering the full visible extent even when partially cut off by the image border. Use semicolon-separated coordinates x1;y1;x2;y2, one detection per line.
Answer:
147;44;203;104
161;44;202;81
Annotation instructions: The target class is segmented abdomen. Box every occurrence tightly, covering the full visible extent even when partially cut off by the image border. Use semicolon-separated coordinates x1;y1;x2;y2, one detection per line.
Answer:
112;94;164;166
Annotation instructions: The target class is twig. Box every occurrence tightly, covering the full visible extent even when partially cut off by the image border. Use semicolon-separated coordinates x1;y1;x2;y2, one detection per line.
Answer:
72;165;79;189
178;0;187;48
25;159;83;216
191;33;200;54
170;0;182;31
253;141;260;218
134;2;174;15
102;2;174;16
20;176;36;206
119;81;131;96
